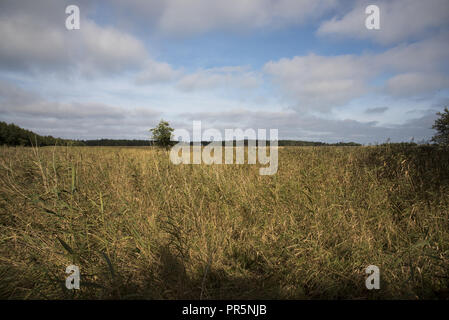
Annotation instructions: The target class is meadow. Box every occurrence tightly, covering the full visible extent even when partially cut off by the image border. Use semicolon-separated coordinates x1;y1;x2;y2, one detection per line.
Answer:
0;145;448;299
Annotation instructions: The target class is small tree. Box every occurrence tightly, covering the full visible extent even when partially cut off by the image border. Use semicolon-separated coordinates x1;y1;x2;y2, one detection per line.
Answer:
150;120;174;149
431;107;449;146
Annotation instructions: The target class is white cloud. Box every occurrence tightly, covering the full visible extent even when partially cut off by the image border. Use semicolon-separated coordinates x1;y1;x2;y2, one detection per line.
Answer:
386;73;449;97
176;66;261;92
263;33;449;112
135;60;182;84
111;0;338;36
264;54;371;111
73;20;148;76
0;3;148;76
317;0;449;45
135;63;262;91
374;34;449;73
0;14;67;70
365;107;388;114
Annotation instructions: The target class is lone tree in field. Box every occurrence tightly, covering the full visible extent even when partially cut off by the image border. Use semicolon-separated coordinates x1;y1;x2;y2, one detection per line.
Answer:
150;120;174;149
431;107;449;146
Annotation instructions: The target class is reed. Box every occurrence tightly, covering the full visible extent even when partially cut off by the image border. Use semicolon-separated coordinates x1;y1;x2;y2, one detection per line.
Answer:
0;145;448;299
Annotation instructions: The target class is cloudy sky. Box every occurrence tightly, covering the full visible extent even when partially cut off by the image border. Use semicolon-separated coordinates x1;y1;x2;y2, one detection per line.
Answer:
1;0;448;143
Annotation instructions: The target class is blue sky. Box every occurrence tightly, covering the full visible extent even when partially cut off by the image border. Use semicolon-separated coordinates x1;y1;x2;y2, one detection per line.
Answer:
1;0;449;143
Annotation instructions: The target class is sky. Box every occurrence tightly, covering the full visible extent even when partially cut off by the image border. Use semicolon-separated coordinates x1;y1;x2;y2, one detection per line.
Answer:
0;0;449;144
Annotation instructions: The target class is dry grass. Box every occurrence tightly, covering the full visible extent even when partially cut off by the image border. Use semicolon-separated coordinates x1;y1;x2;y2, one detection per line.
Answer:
0;145;448;299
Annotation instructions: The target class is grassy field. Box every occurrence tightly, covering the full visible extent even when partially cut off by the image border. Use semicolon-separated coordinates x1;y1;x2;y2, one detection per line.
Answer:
0;145;448;299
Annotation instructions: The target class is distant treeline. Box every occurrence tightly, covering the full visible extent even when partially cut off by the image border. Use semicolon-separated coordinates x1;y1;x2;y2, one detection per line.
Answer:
181;140;361;146
74;139;362;147
279;140;361;146
0;121;84;146
1;121;361;147
82;139;153;146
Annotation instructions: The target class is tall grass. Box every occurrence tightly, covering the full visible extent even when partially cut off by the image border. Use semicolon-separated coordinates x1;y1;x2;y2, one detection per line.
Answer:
0;145;448;299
